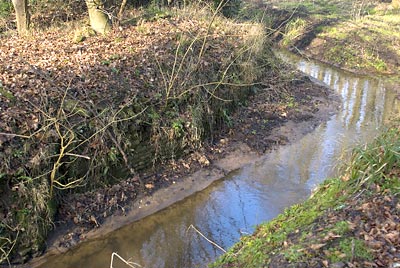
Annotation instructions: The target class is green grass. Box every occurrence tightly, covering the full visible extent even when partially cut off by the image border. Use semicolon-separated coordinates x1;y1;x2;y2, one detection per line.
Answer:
327;238;373;263
210;124;400;267
318;15;400;72
283;244;307;263
331;221;350;236
320;26;348;39
277;0;354;19
344;126;400;190
270;0;400;73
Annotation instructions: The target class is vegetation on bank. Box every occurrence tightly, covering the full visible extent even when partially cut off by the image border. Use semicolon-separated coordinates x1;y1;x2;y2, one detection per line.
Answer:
267;0;400;74
211;124;400;267
209;1;400;267
0;0;279;264
1;0;397;266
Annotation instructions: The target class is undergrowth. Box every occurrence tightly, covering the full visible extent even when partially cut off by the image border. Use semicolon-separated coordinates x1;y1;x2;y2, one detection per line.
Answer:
0;2;275;264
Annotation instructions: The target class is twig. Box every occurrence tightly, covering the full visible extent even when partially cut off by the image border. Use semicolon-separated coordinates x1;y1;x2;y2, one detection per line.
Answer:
0;230;19;265
197;0;226;62
118;0;128;21
110;252;142;268
175;81;260;100
266;3;301;38
64;153;91;160
71;106;148;152
105;128;143;188
0;132;31;139
49;122;75;196
187;224;226;253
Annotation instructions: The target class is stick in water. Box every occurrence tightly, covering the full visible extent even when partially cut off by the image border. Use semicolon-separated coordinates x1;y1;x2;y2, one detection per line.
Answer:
110;252;142;268
187;224;227;253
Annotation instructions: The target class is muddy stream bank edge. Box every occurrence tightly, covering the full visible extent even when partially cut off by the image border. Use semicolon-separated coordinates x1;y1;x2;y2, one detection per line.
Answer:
22;73;340;268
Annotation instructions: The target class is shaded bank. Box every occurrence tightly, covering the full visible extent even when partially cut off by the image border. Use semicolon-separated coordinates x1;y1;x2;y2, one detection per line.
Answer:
29;64;337;268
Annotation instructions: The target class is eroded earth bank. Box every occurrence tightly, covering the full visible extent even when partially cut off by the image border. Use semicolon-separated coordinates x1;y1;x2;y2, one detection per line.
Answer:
0;2;338;266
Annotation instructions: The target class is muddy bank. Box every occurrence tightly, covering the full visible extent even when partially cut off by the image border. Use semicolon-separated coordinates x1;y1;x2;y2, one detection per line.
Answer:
18;65;339;268
0;3;341;263
0;1;351;264
0;10;270;263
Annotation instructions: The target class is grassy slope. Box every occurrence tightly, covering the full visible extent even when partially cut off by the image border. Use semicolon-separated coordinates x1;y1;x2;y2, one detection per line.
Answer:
211;125;399;267
271;0;400;74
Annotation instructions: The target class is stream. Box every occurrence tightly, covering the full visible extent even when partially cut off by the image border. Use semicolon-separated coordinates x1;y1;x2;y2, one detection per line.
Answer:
37;51;399;268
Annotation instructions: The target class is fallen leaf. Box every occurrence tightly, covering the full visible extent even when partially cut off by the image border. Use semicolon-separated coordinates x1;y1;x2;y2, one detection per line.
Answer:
310;243;326;250
90;215;99;227
145;183;154;189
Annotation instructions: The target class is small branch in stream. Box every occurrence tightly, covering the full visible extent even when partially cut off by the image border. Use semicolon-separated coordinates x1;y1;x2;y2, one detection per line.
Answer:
110;252;142;268
187;224;227;253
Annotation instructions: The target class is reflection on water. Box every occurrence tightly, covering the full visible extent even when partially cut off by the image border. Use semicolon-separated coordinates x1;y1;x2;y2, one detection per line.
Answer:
39;52;399;268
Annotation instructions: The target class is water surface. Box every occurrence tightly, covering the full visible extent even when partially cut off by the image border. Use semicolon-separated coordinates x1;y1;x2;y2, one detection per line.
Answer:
38;51;399;268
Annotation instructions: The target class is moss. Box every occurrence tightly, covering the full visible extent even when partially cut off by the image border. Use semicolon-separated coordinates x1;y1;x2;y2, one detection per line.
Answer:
282;244;307;263
0;175;53;264
72;26;96;43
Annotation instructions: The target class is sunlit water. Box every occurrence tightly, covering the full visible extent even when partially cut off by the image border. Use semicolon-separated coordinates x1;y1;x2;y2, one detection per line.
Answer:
38;51;399;268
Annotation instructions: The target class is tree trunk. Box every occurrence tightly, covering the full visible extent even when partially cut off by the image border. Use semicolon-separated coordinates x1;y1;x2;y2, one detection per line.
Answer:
11;0;30;35
118;0;128;21
85;0;111;34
